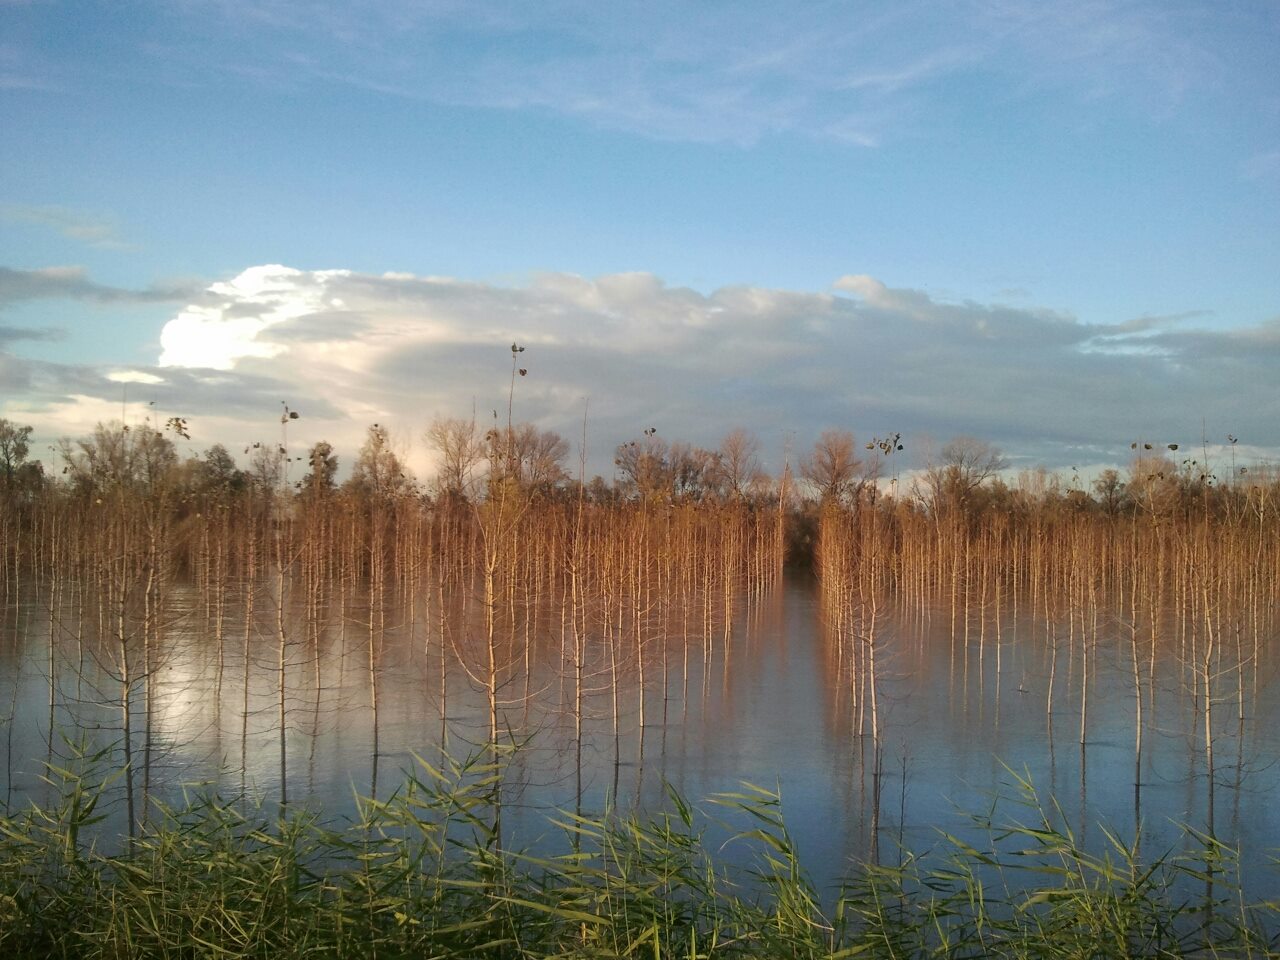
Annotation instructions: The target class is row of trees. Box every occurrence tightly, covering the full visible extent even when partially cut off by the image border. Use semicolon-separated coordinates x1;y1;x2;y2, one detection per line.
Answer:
0;415;1273;522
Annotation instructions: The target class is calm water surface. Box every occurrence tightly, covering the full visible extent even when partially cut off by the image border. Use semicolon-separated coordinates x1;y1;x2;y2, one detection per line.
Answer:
3;572;1278;896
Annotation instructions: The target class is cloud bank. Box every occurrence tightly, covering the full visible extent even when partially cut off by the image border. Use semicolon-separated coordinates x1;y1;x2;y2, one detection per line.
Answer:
2;263;1277;481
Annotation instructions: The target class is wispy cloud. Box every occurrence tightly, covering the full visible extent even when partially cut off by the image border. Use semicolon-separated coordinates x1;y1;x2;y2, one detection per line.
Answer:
842;46;980;94
975;0;1219;111
0;39;61;91
1;205;137;250
1242;150;1280;182
140;0;1235;146
0;323;63;345
0;265;199;308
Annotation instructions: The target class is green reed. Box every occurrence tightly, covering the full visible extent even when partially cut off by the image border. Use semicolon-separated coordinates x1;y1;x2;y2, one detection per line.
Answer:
1;747;1277;958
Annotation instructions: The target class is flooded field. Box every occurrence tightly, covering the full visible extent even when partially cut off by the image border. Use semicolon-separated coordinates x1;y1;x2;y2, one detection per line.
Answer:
4;521;1278;897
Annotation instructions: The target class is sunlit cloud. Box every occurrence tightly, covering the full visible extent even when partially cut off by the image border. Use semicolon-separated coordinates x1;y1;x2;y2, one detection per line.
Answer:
106;370;165;385
7;263;1277;484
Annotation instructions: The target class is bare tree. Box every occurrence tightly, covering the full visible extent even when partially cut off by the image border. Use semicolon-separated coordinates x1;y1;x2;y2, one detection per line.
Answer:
1092;468;1126;515
59;421;177;494
246;443;285;492
348;424;410;499
670;443;717;500
510;423;569;493
615;430;670;501
801;429;862;502
922;436;1007;513
715;428;764;500
1126;454;1179;518
426;415;482;498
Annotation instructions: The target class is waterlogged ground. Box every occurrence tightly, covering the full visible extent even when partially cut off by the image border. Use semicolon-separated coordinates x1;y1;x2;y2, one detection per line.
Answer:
3;572;1279;898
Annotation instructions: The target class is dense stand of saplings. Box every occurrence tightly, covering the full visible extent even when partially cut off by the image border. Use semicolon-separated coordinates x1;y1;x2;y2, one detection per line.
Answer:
2;413;1279;956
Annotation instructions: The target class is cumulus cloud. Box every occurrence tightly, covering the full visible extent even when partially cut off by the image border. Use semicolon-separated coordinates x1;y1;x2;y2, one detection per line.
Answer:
4;262;1279;482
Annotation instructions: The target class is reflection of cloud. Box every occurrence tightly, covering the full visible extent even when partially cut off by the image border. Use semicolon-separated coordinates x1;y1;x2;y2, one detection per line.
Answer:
4;263;1279;478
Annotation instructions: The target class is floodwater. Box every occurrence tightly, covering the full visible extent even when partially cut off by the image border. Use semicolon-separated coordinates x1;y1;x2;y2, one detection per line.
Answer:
2;571;1278;897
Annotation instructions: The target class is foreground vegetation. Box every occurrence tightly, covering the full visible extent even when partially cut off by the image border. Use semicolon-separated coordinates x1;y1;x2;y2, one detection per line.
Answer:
2;747;1277;959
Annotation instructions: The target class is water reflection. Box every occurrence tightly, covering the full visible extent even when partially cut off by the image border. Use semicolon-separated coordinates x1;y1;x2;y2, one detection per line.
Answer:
2;569;1278;895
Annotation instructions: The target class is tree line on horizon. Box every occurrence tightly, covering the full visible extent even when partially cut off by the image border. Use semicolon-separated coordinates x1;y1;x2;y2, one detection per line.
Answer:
1;413;1271;524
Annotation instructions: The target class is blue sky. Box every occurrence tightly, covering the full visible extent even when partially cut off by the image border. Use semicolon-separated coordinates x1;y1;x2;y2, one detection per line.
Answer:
2;0;1278;481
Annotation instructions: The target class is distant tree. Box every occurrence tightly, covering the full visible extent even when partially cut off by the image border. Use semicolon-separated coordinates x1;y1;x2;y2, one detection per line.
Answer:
1127;454;1180;518
670;443;717;500
426;416;483;498
1092;468;1126;515
509;424;569;493
302;441;338;498
59;421;177;494
714;428;764;500
0;418;34;493
348;424;410;500
922;436;1008;514
801;429;862;502
194;443;245;494
615;431;670;501
246;443;285;492
585;475;616;503
134;425;178;492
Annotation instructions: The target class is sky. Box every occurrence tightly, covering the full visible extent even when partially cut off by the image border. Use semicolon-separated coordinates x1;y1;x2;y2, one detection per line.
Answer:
2;0;1278;484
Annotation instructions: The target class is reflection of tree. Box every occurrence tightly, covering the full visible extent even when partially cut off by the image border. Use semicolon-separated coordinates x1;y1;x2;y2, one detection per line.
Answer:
52;420;188;835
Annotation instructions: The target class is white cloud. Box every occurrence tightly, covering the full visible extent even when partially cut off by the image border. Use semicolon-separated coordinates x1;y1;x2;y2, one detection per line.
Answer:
158;264;322;368
106;370;165;384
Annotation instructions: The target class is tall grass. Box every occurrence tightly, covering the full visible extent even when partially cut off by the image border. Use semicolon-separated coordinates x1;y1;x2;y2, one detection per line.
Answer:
2;745;1276;958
